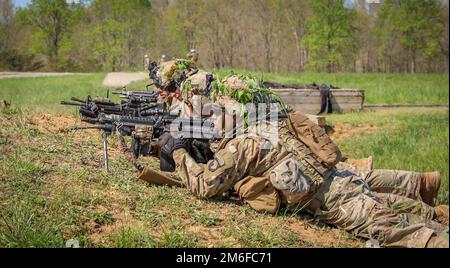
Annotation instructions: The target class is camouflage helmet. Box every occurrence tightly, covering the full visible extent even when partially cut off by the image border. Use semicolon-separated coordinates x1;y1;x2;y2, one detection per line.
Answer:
223;75;248;90
216;73;291;114
180;70;214;100
153;59;198;91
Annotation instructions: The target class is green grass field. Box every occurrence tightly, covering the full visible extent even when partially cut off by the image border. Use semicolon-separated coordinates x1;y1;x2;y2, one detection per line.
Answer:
0;74;107;113
327;108;449;204
0;72;448;111
0;72;448;247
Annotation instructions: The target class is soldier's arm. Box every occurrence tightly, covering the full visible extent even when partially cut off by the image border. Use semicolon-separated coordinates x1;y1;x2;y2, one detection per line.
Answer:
173;138;260;199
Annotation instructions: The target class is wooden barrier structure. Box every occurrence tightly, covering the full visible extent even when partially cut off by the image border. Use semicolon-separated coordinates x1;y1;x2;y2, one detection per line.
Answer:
272;88;365;114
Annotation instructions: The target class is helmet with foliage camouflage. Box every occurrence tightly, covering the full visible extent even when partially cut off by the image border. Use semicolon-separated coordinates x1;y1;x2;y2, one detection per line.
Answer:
211;73;291;114
207;73;290;128
153;59;198;91
223;75;248;90
180;70;214;101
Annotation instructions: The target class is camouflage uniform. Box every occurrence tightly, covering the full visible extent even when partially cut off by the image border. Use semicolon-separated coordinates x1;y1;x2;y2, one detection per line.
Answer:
334;165;436;218
365;169;423;200
172;122;448;248
336;161;424;201
309;171;448;248
219;76;435;210
180;70;213;108
187;49;199;63
157;69;448;247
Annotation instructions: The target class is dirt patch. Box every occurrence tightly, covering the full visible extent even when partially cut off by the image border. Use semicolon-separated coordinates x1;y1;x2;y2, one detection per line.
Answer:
261;215;360;247
331;123;383;142
287;220;355;247
30;113;104;139
29;114;126;159
84;206;141;245
31;114;80;134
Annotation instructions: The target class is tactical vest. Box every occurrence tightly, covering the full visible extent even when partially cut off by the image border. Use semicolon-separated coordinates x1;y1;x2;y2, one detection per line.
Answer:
278;125;334;190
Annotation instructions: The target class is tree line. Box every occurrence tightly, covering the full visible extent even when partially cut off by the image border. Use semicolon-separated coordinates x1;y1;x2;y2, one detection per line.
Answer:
0;0;448;73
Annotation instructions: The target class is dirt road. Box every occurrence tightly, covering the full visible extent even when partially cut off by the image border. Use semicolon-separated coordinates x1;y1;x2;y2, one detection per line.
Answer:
102;72;148;87
0;71;149;88
0;72;88;79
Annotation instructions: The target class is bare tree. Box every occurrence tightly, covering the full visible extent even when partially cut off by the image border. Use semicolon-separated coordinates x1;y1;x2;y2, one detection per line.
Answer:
0;0;15;51
283;0;310;72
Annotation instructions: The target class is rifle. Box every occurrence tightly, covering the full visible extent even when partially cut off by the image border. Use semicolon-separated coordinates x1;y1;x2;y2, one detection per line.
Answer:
62;90;167;154
71;112;220;171
61;90;163;118
61;96;124;117
112;89;158;104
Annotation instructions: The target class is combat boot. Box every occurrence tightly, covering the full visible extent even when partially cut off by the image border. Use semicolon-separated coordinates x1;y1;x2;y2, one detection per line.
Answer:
419;172;441;206
434;205;449;225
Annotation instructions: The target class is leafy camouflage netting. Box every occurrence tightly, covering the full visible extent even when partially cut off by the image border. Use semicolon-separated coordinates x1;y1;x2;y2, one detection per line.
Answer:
211;73;290;113
157;59;198;88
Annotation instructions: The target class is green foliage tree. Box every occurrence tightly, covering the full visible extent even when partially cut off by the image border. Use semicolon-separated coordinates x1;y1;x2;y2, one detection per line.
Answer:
303;0;358;72
157;2;189;59
16;0;70;65
0;0;15;70
86;0;152;71
376;0;445;73
2;0;448;73
1;0;43;71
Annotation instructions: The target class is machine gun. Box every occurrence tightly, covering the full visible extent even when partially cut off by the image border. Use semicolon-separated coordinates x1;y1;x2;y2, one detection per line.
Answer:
61;96;124;117
61;90;163;118
112;89;158;105
62;90;168;154
71;112;220;171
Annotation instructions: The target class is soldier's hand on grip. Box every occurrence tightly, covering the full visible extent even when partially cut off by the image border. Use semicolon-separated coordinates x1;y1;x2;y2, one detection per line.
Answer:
158;132;190;172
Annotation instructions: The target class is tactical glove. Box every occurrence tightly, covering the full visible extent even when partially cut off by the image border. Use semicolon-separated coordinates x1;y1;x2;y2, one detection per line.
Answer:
158;133;190;172
190;139;214;164
159;133;189;155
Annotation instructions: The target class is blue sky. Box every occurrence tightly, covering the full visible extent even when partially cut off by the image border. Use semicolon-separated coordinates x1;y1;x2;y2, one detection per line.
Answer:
13;0;82;7
13;0;30;8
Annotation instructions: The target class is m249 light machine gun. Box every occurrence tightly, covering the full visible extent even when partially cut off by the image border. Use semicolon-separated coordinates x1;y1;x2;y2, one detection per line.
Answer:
61;90;163;118
71;113;220;171
62;90;166;154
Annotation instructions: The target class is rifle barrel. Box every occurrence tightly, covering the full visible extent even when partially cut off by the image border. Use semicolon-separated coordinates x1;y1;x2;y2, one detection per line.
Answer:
79;108;98;118
71;125;101;130
70;97;86;103
61;101;85;107
71;125;114;131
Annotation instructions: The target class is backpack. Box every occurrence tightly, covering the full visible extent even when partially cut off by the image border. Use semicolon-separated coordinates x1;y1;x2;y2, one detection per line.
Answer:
287;111;342;167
